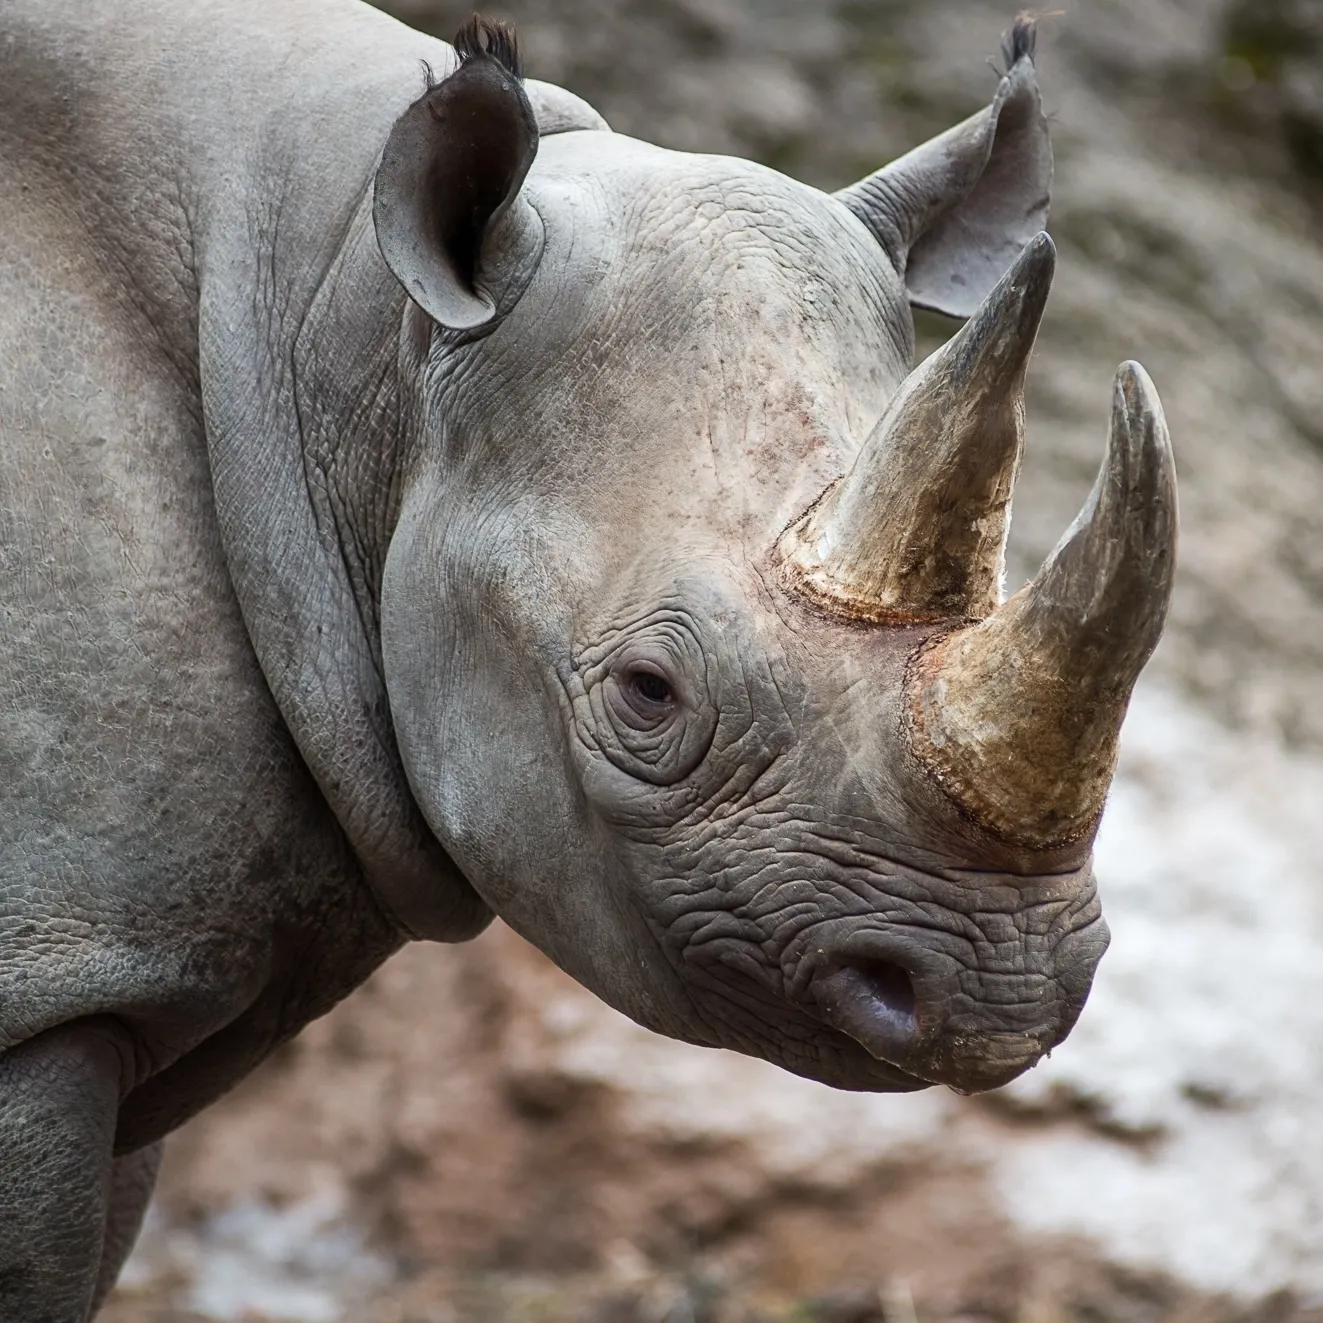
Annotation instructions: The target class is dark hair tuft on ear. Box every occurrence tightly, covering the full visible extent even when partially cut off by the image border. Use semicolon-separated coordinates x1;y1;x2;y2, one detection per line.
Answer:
419;58;438;91
453;13;523;79
1000;12;1038;69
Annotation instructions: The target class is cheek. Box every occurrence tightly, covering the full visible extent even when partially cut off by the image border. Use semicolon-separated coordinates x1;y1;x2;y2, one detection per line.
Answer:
380;508;450;796
382;510;580;896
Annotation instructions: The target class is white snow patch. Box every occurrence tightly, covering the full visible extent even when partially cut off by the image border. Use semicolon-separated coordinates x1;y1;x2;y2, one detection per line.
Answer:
992;681;1323;1296
120;1178;391;1322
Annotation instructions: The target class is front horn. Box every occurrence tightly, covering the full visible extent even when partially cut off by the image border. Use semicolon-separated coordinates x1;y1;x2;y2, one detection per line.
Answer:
778;233;1055;623
907;362;1178;849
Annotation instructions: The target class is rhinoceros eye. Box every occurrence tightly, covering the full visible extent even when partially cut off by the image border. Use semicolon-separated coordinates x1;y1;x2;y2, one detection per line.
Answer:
628;666;674;709
575;623;717;788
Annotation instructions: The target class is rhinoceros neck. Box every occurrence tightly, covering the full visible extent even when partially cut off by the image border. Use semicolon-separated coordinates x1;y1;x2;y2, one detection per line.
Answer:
1;0;493;941
192;10;496;943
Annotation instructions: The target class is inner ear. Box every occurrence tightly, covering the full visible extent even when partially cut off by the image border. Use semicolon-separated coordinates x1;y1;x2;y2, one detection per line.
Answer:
373;18;542;330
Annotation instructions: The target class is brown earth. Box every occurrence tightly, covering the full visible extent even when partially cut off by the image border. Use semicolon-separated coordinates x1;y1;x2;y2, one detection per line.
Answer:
105;0;1323;1318
100;928;1323;1323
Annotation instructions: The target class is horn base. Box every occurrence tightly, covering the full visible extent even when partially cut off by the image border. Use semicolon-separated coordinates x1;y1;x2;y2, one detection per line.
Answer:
906;623;1116;851
774;234;1055;626
776;514;969;626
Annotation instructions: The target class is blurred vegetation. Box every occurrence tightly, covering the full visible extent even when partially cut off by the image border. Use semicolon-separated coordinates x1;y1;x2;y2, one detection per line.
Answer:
1214;0;1323;194
381;0;1323;223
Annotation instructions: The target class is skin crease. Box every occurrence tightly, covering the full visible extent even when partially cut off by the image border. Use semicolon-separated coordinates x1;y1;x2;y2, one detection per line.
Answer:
0;0;1116;1313
383;134;1108;1094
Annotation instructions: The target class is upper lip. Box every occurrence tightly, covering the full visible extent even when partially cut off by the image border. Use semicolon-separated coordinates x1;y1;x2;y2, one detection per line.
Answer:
798;925;1057;1091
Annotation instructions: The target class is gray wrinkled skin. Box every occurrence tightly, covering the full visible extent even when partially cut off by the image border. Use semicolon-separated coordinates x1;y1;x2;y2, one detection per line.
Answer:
0;1;1109;1315
382;134;1104;1091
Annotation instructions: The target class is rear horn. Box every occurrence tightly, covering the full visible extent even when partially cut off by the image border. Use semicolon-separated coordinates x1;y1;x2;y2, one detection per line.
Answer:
779;233;1055;623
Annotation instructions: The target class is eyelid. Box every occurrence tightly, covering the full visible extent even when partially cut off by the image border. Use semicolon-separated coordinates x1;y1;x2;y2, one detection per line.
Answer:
625;658;670;679
624;657;674;692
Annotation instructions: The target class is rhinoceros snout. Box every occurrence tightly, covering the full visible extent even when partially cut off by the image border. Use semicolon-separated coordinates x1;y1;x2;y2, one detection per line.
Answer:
804;915;1107;1093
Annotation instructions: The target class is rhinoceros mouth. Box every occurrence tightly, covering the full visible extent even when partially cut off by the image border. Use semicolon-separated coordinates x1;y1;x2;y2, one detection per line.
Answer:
812;956;1054;1084
783;1039;935;1093
804;944;1062;1092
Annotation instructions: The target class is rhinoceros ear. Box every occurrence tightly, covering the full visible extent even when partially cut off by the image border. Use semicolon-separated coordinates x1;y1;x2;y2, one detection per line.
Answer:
836;17;1052;319
374;16;543;331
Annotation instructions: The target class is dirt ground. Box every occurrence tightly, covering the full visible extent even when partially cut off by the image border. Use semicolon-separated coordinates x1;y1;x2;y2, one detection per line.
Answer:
105;0;1323;1318
100;928;1323;1323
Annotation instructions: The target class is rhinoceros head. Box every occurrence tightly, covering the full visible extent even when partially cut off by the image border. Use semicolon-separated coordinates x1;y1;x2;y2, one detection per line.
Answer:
370;18;1176;1093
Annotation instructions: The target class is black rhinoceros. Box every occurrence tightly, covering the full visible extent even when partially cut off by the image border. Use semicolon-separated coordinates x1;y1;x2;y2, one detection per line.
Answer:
0;0;1175;1315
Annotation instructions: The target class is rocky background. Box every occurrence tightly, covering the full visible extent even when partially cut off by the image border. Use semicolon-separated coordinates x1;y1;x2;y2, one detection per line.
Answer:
104;0;1323;1320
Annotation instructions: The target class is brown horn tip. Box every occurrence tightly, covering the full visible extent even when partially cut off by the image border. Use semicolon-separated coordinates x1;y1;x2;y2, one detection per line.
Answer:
906;361;1178;849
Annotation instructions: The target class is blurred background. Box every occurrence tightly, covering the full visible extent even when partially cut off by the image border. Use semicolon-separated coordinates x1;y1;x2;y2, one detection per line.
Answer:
105;0;1323;1319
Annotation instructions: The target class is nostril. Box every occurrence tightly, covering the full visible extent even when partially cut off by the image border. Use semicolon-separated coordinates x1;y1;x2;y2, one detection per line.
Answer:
811;957;922;1066
853;958;917;1031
